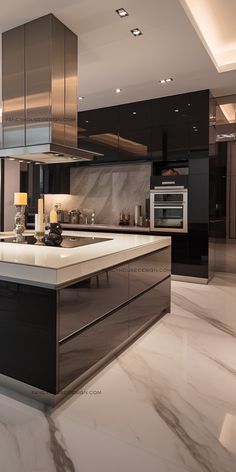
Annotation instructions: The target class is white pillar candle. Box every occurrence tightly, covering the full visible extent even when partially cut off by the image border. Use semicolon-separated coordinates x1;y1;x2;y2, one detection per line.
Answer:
37;198;45;231
14;192;28;206
35;214;45;232
38;198;44;216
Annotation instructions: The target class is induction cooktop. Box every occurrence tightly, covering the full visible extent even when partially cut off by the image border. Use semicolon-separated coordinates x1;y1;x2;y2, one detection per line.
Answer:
0;235;113;248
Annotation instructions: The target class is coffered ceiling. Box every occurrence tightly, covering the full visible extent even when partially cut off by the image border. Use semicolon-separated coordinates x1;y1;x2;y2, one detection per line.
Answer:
0;0;236;111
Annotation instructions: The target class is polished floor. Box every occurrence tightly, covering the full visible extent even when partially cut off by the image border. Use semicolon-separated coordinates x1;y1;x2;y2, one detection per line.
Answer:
1;273;236;472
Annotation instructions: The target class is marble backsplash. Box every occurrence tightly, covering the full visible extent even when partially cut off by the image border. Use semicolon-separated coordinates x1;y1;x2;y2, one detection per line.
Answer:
70;163;151;225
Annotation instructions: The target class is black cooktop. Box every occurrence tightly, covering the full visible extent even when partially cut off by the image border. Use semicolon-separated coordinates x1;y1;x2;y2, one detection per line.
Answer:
0;235;113;248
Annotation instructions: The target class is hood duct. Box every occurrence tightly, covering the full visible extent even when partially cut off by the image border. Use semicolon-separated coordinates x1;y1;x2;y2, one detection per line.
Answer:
0;14;102;164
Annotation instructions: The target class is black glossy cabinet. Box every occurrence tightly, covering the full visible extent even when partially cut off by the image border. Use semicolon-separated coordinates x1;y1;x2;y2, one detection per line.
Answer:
0;247;171;394
118;100;152;161
119;100;151;129
0;282;57;393
129;247;171;297
78;106;119;161
77;89;209;166
128;278;170;336
59;265;129;340
59;304;129;389
151;94;191;162
189;90;209;150
58;249;171;389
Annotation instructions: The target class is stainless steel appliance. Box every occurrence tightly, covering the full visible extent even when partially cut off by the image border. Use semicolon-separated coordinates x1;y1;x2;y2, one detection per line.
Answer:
0;14;103;164
150;186;188;233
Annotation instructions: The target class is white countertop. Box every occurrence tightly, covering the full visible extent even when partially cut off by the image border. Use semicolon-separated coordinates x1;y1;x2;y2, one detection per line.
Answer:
61;223;150;233
0;230;171;288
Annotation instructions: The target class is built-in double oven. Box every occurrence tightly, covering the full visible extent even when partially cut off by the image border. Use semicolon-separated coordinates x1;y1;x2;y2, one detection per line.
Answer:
150;186;188;233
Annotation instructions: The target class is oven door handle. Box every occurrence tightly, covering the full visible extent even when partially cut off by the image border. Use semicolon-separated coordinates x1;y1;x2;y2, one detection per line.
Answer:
153;205;184;209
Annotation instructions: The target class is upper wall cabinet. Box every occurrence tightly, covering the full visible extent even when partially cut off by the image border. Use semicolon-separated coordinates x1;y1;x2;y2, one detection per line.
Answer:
118;100;152;161
77;90;209;164
152;94;191;161
78;106;119;161
189;90;209;152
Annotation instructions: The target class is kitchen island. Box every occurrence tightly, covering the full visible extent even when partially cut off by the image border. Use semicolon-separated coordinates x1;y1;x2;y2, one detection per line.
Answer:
0;231;171;403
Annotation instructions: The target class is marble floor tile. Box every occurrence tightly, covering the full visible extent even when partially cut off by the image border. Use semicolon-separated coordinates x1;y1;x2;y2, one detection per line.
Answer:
1;273;236;472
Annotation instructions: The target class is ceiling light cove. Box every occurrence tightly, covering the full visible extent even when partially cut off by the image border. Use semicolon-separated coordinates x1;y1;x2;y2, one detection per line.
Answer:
131;28;142;37
116;8;129;18
180;0;236;72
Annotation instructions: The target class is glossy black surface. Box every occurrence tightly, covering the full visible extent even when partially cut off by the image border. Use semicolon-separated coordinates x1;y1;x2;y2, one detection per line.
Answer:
59;304;129;389
76;90;209;166
0;235;112;248
0;246;171;394
129;247;171;297
59;264;129;340
79;106;119;162
59;277;170;390
59;248;170;340
43;164;70;194
0;281;57;393
128;277;170;336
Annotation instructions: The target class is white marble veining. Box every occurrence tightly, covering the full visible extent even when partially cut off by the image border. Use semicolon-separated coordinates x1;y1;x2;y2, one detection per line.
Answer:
0;230;170;287
70;163;151;225
0;273;236;471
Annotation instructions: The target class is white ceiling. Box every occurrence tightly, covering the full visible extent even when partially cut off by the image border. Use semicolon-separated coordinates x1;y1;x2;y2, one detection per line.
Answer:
1;0;236;111
180;0;236;72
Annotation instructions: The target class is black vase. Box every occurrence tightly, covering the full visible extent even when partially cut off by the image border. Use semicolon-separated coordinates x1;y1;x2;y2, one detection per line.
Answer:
43;223;63;246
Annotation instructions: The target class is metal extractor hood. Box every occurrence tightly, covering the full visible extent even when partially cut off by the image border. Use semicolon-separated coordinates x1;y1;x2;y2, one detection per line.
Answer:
0;14;102;164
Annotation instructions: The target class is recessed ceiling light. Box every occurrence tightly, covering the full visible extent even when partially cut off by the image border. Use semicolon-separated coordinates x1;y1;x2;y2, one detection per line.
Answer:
116;8;129;18
132;111;137;115
159;78;174;84
115;88;122;93
79;96;84;100
85;120;89;124
131;28;142;37
174;109;179;113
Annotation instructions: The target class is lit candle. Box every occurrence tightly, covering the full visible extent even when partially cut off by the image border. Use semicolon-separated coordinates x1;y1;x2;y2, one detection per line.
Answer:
50;207;58;223
14;192;28;206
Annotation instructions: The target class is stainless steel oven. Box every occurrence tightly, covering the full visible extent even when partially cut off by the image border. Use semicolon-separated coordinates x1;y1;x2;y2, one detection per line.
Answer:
150;187;188;233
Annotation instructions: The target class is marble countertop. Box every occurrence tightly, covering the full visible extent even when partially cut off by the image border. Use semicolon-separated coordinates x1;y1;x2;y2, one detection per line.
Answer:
0;230;171;288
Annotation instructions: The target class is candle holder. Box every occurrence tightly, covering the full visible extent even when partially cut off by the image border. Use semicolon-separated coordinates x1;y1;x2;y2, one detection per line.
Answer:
34;231;45;245
14;205;26;244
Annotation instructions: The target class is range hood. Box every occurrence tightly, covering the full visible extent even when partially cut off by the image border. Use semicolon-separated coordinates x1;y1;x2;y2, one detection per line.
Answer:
0;14;102;164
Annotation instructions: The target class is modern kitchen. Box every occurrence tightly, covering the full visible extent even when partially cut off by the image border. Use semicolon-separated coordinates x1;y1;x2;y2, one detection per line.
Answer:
0;2;236;472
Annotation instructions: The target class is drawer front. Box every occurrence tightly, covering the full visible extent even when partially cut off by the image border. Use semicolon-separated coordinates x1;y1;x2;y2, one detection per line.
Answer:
129;246;171;298
0;282;57;394
59;305;128;390
128;277;170;337
59;264;129;340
